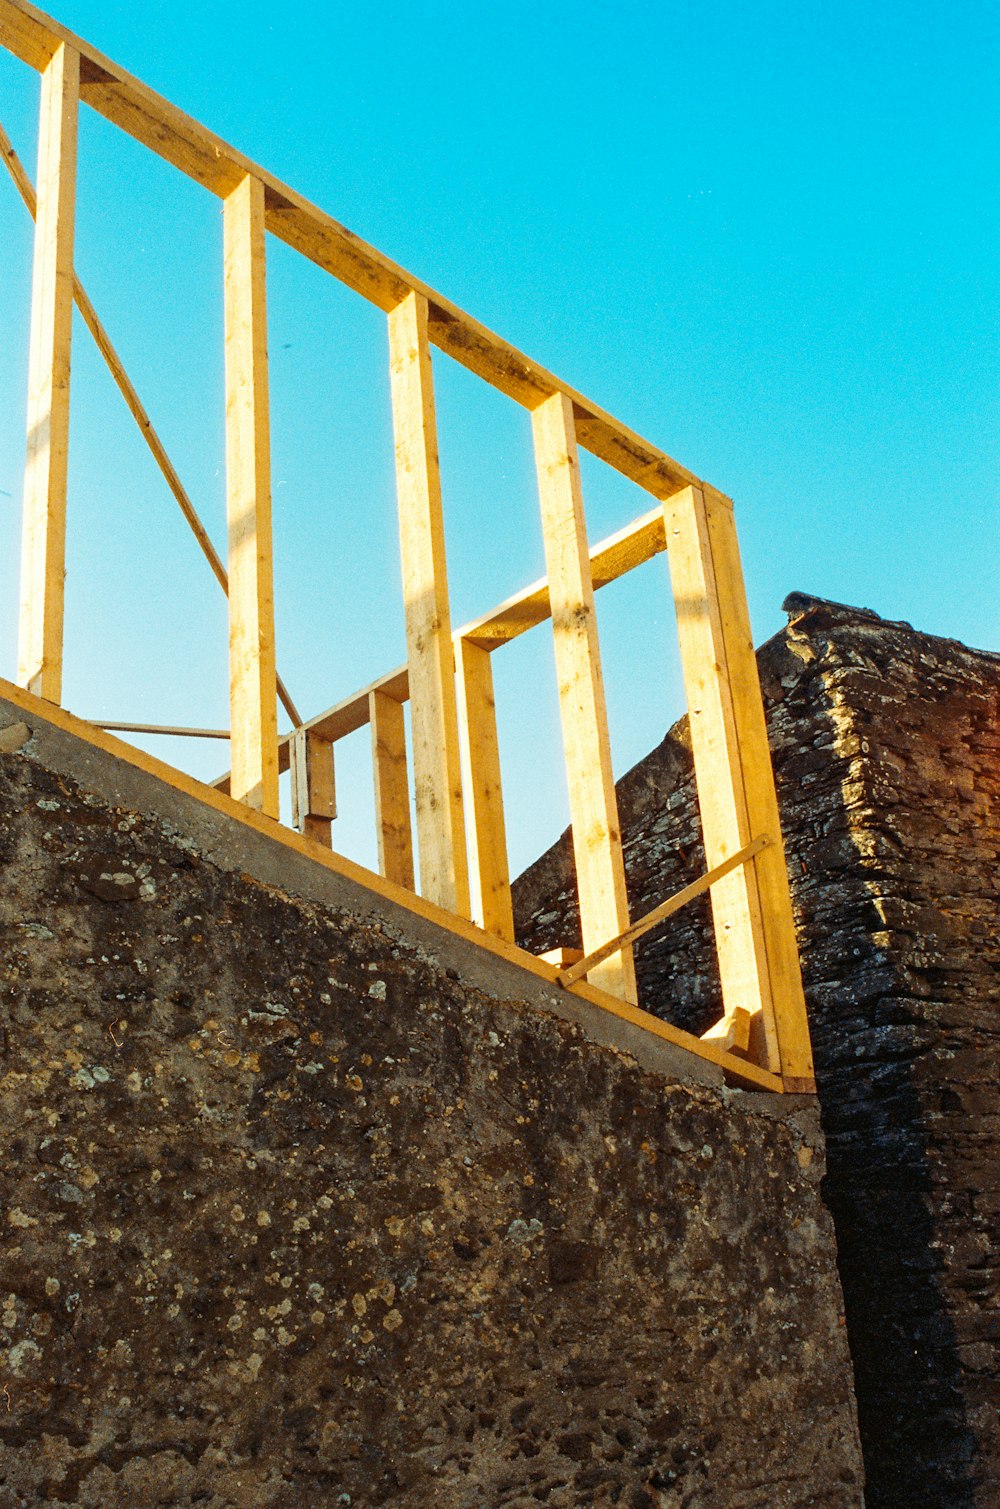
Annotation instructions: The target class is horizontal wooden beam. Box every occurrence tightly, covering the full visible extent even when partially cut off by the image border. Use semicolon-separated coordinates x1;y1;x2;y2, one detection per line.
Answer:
460;506;667;649
0;0;705;501
95;721;230;739
210;505;667;793
297;667;410;751
211;662;409;795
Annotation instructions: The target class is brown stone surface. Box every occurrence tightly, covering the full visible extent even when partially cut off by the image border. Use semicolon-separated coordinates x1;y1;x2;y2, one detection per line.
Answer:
514;595;1000;1508
0;712;863;1506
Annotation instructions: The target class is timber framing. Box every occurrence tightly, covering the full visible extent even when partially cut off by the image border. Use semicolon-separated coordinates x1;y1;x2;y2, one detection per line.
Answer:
1;0;816;1094
211;505;671;782
0;0;699;498
531;391;637;1004
0;116;302;727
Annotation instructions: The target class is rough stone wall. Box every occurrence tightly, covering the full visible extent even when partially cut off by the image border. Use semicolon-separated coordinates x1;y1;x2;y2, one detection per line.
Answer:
514;595;1000;1508
0;706;863;1506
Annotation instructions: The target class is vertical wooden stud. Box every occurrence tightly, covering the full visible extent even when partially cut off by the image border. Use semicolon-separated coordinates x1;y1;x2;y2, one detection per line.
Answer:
17;43;79;704
455;636;514;941
702;486;814;1087
387;290;470;917
531;391;637;1004
369;689;415;891
223;172;279;818
663;483;813;1085
664;485;768;1047
290;727;335;848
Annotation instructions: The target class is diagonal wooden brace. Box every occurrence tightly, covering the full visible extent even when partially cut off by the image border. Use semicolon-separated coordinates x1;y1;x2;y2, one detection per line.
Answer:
557;837;769;989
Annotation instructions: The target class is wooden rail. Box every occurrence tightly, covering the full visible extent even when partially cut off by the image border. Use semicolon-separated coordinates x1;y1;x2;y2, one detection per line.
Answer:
1;0;814;1092
210;506;669;777
96;722;231;739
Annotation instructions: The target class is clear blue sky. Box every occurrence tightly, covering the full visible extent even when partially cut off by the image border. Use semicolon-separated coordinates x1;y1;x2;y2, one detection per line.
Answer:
0;0;996;878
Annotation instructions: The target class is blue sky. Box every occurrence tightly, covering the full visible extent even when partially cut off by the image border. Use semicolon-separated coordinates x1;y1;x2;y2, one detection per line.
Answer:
0;0;996;878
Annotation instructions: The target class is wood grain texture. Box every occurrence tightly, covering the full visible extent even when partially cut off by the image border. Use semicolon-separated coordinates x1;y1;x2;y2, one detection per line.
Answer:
701;487;814;1082
17;41;78;703
370;689;415;891
532;392;637;1004
455;637;514;941
0;4;804;1088
664;484;813;1080
249;506;669;776
388;290;469;917
223;173;279;818
665;484;773;1062
290;728;335;849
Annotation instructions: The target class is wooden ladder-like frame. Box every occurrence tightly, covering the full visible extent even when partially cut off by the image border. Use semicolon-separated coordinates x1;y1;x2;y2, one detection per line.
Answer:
0;0;814;1092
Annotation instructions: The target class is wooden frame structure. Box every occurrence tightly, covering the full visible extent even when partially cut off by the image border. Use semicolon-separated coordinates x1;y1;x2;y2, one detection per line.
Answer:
0;0;814;1093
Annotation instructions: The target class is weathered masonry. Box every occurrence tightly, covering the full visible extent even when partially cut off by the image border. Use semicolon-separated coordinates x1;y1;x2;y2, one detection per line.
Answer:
0;689;864;1506
0;0;813;1095
515;596;1000;1509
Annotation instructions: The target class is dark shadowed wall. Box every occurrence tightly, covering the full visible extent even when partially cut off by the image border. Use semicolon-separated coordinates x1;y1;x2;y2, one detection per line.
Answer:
515;596;1000;1508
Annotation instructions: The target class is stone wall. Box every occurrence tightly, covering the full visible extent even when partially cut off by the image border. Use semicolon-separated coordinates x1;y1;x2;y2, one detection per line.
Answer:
0;693;863;1507
514;595;1000;1508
